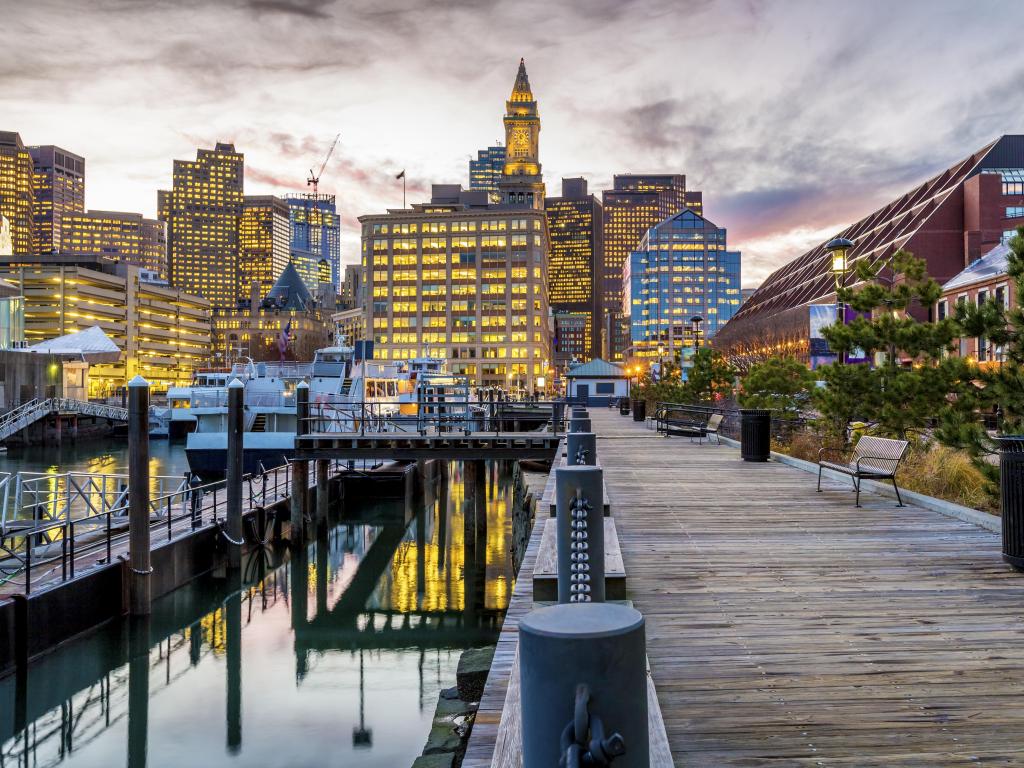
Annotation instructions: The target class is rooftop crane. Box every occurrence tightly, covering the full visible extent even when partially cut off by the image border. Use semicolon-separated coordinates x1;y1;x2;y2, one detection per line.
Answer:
307;133;340;199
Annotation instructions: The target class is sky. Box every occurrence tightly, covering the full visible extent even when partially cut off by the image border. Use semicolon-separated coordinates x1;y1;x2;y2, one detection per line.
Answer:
3;0;1024;287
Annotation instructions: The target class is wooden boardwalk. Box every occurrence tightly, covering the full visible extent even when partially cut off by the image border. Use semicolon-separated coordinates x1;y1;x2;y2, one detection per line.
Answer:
593;409;1024;766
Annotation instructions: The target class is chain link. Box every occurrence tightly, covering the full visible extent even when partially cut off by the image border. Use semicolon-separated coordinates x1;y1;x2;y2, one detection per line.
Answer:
569;487;592;603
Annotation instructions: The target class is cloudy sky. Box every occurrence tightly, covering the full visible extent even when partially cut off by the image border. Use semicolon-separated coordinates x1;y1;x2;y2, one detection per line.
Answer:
4;0;1023;286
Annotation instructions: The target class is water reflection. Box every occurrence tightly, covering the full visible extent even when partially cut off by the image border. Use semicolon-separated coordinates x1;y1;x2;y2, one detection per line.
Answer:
0;460;517;768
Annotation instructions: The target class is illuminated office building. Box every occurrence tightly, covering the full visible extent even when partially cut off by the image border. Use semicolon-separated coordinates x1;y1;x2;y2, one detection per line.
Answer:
1;258;211;394
0;132;35;255
286;194;341;288
29;145;85;255
160;143;244;308
239;195;290;297
545;177;602;363
331;306;365;345
601;174;701;360
63;210;167;277
469;145;506;197
624;208;741;359
360;59;552;393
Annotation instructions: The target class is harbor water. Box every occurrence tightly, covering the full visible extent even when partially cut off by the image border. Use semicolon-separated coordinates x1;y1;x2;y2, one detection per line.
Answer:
1;440;521;768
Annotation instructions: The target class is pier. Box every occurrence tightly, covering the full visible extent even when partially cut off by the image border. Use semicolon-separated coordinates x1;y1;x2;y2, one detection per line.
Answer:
466;407;1024;766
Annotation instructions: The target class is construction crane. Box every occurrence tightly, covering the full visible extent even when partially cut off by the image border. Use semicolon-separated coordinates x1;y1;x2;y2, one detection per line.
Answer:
307;133;340;199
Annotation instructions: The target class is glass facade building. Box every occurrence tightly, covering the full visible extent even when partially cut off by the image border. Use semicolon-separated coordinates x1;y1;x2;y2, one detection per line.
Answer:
601;174;701;360
160;143;244;309
0;278;25;349
469;145;506;197
286;194;340;289
624;209;741;359
28;145;85;255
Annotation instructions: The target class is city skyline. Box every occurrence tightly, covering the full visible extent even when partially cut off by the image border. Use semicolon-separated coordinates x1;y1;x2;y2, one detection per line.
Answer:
3;0;1023;286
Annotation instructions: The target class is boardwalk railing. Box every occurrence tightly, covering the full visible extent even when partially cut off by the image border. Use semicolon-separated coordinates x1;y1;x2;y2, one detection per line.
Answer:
0;459;340;595
0;397;136;441
654;402;808;442
303;399;567;437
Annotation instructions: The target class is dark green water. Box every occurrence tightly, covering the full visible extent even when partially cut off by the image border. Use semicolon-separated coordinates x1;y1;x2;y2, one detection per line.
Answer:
0;449;517;768
0;438;191;478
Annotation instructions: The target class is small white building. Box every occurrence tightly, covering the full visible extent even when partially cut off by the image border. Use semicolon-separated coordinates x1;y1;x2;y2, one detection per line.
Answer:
564;358;629;405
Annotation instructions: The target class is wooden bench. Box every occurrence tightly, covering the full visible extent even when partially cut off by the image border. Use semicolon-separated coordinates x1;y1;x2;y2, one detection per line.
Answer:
655;407;723;444
817;435;909;507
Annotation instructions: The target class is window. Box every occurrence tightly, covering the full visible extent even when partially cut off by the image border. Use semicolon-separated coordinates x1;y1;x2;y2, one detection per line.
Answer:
595;382;615;394
936;300;947;321
1007;207;1024;219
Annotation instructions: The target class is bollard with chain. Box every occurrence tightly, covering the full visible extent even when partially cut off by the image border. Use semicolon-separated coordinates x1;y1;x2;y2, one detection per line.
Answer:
519;602;648;767
566;432;596;466
555;465;604;603
569;416;591;434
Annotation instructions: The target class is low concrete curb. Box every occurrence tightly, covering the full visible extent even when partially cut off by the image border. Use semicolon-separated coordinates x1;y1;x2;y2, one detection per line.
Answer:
718;435;1001;534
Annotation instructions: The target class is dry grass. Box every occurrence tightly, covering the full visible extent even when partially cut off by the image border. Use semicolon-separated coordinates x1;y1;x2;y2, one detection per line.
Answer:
774;430;998;514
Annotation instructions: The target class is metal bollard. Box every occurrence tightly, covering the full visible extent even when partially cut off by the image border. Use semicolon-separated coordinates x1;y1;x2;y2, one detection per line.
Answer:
567;432;597;466
551;401;565;433
520;602;648;768
555;466;604;603
569;416;591;434
127;376;151;616
226;378;244;569
571;407;589;419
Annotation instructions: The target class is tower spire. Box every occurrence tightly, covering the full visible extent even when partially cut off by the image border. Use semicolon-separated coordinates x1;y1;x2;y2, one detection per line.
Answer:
511;58;533;102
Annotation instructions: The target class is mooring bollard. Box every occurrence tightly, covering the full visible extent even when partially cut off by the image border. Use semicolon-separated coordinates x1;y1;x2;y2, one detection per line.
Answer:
291;382;310;543
316;459;329;526
128;375;151;616
566;432;597;466
551;401;565;433
520;602;648;767
571;406;589;420
226;378;244;570
555;465;604;603
569;416;591;434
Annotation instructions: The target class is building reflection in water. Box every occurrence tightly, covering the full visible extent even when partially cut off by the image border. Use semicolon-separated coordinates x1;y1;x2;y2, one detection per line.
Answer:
1;459;519;768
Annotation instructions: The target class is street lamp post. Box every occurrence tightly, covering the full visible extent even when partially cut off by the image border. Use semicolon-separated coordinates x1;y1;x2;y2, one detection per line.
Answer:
689;315;704;352
826;236;853;365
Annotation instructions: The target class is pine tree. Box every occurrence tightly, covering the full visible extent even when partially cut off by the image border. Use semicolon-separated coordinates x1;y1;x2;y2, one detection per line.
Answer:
738;357;814;417
937;227;1024;489
815;248;966;438
681;347;734;405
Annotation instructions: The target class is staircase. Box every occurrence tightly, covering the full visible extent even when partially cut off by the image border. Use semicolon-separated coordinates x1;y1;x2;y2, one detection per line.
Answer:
0;398;135;443
251;413;268;432
340;378;353;397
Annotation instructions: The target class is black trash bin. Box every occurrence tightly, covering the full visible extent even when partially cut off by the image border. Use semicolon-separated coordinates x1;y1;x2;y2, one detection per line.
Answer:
997;436;1024;570
631;399;646;422
619;398;630;416
740;409;771;462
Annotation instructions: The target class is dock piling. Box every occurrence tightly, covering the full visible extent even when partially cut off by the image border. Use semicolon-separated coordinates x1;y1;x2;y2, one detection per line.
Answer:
128;375;151;616
226;378;244;569
291;382;310;544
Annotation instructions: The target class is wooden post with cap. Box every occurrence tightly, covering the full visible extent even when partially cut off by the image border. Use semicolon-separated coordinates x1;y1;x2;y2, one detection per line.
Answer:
128;375;151;616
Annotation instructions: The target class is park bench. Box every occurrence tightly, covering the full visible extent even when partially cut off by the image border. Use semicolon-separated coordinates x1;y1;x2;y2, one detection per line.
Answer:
817;435;909;507
656;407;724;444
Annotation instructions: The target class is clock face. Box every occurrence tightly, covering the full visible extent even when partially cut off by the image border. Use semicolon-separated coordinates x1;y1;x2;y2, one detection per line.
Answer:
511;126;530;146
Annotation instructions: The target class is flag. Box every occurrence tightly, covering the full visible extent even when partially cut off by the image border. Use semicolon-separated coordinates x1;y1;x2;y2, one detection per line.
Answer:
278;319;292;361
396;170;405;180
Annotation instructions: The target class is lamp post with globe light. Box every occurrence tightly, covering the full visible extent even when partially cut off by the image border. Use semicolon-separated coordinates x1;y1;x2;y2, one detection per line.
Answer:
825;236;853;365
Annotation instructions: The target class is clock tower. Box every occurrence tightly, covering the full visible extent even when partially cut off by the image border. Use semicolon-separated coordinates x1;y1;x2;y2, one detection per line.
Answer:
499;59;545;209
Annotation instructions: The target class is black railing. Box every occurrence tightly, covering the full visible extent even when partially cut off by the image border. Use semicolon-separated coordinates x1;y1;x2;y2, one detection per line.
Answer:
653;402;809;443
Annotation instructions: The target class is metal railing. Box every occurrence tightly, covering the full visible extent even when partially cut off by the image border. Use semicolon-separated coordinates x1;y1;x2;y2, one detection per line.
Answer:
0;398;136;441
653;401;809;442
301;398;568;437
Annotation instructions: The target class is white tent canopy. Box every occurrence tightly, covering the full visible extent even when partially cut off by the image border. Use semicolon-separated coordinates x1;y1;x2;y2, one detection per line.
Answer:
24;325;122;363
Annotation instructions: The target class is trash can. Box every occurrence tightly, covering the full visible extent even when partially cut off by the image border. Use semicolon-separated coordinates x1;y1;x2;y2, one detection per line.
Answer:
740;409;771;462
631;399;646;422
619;398;630;416
997;436;1024;570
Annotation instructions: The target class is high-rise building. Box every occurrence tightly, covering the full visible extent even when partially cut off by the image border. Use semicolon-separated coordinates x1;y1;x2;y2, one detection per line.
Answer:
339;263;364;310
0;132;35;256
601;174;700;360
469;145;506;198
714;134;1024;365
545;177;603;364
28;145;85;255
63;210;167;277
624;208;741;360
239;195;290;297
498;59;545;210
286;194;341;288
160;143;244;308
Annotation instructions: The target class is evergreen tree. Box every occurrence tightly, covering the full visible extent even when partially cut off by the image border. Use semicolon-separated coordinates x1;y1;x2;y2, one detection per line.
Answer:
937;227;1024;489
815;248;966;438
739;357;814;417
680;347;735;404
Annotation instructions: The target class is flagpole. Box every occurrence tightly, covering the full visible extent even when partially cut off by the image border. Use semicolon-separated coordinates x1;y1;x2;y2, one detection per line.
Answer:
403;174;406;209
